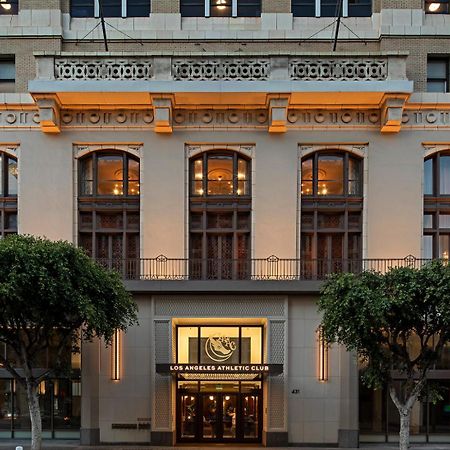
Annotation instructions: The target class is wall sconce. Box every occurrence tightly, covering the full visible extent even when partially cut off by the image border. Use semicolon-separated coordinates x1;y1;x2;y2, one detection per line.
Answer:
112;329;121;381
317;326;329;382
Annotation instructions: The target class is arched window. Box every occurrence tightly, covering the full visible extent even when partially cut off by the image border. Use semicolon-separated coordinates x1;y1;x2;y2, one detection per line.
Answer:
78;151;140;274
189;151;251;280
423;152;450;259
300;151;363;277
0;152;17;236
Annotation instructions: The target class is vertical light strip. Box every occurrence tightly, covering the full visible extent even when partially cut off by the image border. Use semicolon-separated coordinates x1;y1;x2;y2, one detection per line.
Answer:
317;326;329;382
205;0;210;17
112;329;121;381
94;0;100;17
122;0;127;18
232;0;238;17
315;0;321;17
342;0;348;18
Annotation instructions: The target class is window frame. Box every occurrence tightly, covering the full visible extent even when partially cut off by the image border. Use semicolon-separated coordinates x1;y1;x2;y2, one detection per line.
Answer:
301;151;362;198
427;57;449;93
71;0;151;18
181;0;261;17
292;0;372;17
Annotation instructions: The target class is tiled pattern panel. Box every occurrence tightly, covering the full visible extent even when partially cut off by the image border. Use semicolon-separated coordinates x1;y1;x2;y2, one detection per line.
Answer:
154;295;286;317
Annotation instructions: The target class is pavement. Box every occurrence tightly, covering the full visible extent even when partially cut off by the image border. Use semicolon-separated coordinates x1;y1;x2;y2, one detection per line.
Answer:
4;442;450;450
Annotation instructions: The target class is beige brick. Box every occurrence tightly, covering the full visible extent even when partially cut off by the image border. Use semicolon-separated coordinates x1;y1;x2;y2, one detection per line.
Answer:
20;0;61;9
152;0;179;13
381;0;422;8
262;0;290;13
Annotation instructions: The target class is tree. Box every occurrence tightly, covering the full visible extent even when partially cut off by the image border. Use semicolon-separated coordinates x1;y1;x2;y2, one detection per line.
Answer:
319;261;450;450
0;235;137;450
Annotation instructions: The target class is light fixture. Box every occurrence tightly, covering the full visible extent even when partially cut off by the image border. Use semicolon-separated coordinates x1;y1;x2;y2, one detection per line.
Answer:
225;395;230;401
215;0;227;10
209;395;214;401
0;2;11;11
428;2;442;12
317;326;329;382
112;329;121;381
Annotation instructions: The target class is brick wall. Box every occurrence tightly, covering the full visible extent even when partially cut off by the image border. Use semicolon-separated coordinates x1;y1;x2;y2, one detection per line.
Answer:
0;38;61;92
262;0;291;13
152;0;179;13
20;0;61;9
381;0;422;8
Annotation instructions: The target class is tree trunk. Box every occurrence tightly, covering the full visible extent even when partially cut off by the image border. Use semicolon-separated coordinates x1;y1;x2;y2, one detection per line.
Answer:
399;409;411;450
26;381;42;450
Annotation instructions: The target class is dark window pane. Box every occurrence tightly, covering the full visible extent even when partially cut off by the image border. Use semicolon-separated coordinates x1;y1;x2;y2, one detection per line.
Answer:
0;380;11;432
0;60;14;81
348;0;371;16
5;212;16;231
0;0;18;15
210;0;232;16
427;80;448;93
7;158;17;196
428;60;447;78
71;0;94;16
348;157;361;195
423;234;433;259
127;0;150;16
321;0;342;17
237;0;261;16
127;158;140;196
424;158;434;195
101;0;122;16
292;0;315;16
180;0;205;16
440;155;450;194
80;156;94;195
423;213;434;228
96;213;124;229
301;157;313;196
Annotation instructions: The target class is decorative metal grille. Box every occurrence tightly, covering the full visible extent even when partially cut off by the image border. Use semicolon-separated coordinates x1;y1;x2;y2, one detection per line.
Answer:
55;58;154;80
172;58;270;81
289;58;388;81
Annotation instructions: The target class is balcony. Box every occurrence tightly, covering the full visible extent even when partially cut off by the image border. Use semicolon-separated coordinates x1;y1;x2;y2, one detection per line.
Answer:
99;255;430;282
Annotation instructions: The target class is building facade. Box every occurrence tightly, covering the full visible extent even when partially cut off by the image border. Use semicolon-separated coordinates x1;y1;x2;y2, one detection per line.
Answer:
1;0;450;446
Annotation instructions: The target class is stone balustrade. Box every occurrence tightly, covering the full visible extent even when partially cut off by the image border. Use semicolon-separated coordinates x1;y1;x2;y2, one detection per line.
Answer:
34;51;408;82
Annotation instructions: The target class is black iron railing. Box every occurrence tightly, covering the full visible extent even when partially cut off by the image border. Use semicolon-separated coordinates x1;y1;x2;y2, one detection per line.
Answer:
95;255;434;281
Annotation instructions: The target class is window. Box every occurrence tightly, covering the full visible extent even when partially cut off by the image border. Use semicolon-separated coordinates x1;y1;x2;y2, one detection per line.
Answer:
301;151;363;278
71;0;150;17
78;151;139;275
0;152;17;237
0;59;14;93
180;0;261;17
0;0;18;15
292;0;371;17
427;58;449;93
425;0;449;13
189;151;251;280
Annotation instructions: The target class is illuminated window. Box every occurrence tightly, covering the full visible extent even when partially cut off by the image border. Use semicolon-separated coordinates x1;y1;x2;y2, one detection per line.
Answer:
180;0;261;17
0;0;18;15
292;0;371;17
0;152;17;237
425;0;449;13
71;0;150;17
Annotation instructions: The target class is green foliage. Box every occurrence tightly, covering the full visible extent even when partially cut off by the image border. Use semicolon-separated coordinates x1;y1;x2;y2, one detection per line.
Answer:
319;261;450;391
0;234;137;381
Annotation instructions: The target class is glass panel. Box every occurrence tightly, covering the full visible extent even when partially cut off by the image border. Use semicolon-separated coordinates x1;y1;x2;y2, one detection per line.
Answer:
210;0;232;16
96;213;123;229
237;158;248;195
427;81;448;93
190;213;203;230
348;233;361;260
318;154;344;195
192;159;204;196
14;382;31;431
70;0;94;17
53;379;81;430
222;394;237;438
0;380;11;434
440;156;450;194
424;158;434;195
440;214;450;228
436;342;450;369
97;155;124;195
127;158;139;196
207;155;233;195
359;382;386;435
200;381;240;393
126;212;139;230
101;0;122;16
292;0;315;16
348;212;362;231
241;327;262;364
7;158;17;196
237;0;261;16
423;235;434;259
200;327;239;364
180;0;205;16
202;394;218;438
321;0;341;16
180;394;197;438
178;327;199;364
4;213;16;231
80;156;93;195
317;213;344;229
243;394;259;438
429;380;450;435
301;157;313;196
348;157;361;195
207;213;233;229
424;213;434;229
0;154;2;196
79;234;93;256
428;60;447;78
127;0;151;16
439;234;449;259
0;60;15;79
178;381;199;393
348;0;372;16
237;212;250;230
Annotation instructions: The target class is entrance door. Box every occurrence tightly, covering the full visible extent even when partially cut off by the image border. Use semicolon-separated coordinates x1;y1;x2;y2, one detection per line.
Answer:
317;233;343;276
201;393;238;441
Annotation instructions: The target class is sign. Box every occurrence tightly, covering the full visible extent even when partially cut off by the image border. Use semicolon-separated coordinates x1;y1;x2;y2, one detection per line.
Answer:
205;335;237;362
156;363;283;375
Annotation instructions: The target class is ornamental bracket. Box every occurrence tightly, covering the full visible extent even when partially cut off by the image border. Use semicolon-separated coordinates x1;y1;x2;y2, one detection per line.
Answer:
151;95;174;133
35;96;61;133
267;95;290;133
380;94;409;133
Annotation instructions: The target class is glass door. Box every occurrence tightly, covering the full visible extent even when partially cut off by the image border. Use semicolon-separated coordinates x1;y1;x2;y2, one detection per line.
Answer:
242;393;259;440
179;394;197;439
202;394;219;439
222;394;238;439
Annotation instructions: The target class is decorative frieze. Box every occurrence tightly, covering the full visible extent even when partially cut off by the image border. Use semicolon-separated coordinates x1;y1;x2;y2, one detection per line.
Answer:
287;109;380;127
0;110;40;127
60;110;154;127
172;58;270;81
174;109;268;127
55;58;154;80
402;110;450;127
289;58;388;81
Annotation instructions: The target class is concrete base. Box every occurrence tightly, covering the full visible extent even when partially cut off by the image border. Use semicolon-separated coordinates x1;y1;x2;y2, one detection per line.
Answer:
80;428;100;445
150;431;174;446
338;429;359;448
264;431;289;447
